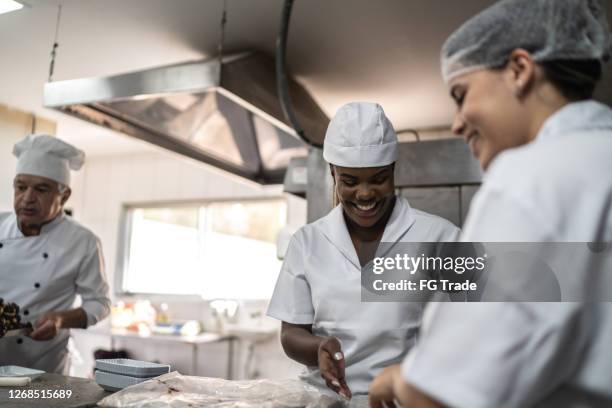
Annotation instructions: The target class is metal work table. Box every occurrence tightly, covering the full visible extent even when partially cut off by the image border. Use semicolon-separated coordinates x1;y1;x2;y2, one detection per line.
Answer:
0;373;111;408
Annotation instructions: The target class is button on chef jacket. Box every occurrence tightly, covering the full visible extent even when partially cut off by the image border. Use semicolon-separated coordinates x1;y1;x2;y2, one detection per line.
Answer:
0;212;111;374
267;196;460;396
402;101;612;408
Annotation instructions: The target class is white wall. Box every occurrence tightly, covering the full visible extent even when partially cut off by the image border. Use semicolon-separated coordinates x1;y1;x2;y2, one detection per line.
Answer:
0;105;56;211
0;133;20;212
68;148;305;381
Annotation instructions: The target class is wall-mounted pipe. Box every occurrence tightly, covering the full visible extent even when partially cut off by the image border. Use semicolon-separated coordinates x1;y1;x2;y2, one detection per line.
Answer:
276;0;323;148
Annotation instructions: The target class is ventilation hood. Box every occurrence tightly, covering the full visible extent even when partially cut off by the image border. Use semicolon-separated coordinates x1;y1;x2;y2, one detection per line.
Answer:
43;52;328;184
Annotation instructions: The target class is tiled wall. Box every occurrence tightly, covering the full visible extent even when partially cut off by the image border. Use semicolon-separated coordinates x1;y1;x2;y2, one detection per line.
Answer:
68;148;304;380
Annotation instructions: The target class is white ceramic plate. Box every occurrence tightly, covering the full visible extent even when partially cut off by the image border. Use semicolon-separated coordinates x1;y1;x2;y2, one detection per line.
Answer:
0;366;45;380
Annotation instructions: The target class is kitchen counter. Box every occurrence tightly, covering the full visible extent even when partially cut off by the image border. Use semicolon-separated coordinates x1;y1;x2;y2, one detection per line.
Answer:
0;373;111;408
89;328;238;378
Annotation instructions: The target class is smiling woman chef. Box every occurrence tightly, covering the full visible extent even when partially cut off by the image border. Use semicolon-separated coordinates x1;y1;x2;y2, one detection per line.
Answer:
369;0;612;407
266;102;460;399
0;134;110;374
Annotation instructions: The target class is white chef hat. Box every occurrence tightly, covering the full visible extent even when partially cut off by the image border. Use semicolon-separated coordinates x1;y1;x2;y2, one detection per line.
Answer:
323;102;398;168
441;0;612;83
13;134;85;186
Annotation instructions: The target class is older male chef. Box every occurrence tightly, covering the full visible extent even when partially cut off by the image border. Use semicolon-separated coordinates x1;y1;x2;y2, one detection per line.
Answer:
0;134;110;374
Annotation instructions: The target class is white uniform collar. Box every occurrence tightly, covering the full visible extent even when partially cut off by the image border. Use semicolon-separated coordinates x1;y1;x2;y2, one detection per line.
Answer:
380;197;417;243
316;196;416;269
537;100;612;143
11;212;66;238
40;212;65;234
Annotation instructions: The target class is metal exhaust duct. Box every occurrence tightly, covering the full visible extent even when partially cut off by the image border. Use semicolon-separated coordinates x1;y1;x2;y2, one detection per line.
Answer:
43;52;328;184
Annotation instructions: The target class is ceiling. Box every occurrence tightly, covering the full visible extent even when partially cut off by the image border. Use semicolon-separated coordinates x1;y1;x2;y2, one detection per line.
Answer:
1;0;611;156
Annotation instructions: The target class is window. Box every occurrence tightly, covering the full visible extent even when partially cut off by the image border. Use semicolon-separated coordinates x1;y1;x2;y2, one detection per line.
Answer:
121;199;287;299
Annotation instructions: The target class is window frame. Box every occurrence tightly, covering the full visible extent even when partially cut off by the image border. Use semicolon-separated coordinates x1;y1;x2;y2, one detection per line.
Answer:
115;196;287;300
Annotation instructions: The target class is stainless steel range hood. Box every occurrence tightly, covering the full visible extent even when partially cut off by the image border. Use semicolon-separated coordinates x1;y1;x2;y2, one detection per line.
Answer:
43;52;328;184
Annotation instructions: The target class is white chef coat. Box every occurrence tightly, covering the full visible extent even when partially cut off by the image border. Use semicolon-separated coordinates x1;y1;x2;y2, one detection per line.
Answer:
402;101;612;408
0;212;111;374
267;196;460;396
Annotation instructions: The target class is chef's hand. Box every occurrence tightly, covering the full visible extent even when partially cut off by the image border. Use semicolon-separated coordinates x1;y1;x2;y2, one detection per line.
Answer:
29;312;63;341
369;364;401;407
370;364;445;408
318;336;352;399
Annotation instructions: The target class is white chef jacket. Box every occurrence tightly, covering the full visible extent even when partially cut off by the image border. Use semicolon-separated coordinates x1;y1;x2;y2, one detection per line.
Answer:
0;212;111;374
402;101;612;408
267;196;460;396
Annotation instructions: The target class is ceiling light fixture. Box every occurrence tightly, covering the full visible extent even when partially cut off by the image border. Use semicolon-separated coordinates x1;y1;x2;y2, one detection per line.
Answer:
0;0;23;16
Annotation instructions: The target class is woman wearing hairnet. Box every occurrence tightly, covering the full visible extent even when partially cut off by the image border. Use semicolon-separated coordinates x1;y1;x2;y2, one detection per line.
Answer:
369;0;612;407
267;102;460;399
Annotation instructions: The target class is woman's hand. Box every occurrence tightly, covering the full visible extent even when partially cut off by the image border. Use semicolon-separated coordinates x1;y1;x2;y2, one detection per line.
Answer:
370;364;445;408
369;364;400;407
279;323;352;399
318;336;352;399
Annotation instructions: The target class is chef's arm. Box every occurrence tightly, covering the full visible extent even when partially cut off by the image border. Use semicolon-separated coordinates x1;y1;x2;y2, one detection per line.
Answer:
76;237;111;326
281;321;351;397
392;378;445;408
29;308;88;341
280;321;320;365
369;365;445;408
55;307;88;329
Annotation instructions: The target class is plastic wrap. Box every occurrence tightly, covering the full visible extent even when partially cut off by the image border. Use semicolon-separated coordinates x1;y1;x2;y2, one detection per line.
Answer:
97;372;368;408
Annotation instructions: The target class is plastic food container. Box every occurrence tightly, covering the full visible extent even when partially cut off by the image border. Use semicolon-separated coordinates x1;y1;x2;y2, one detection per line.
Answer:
94;370;153;392
95;358;170;378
